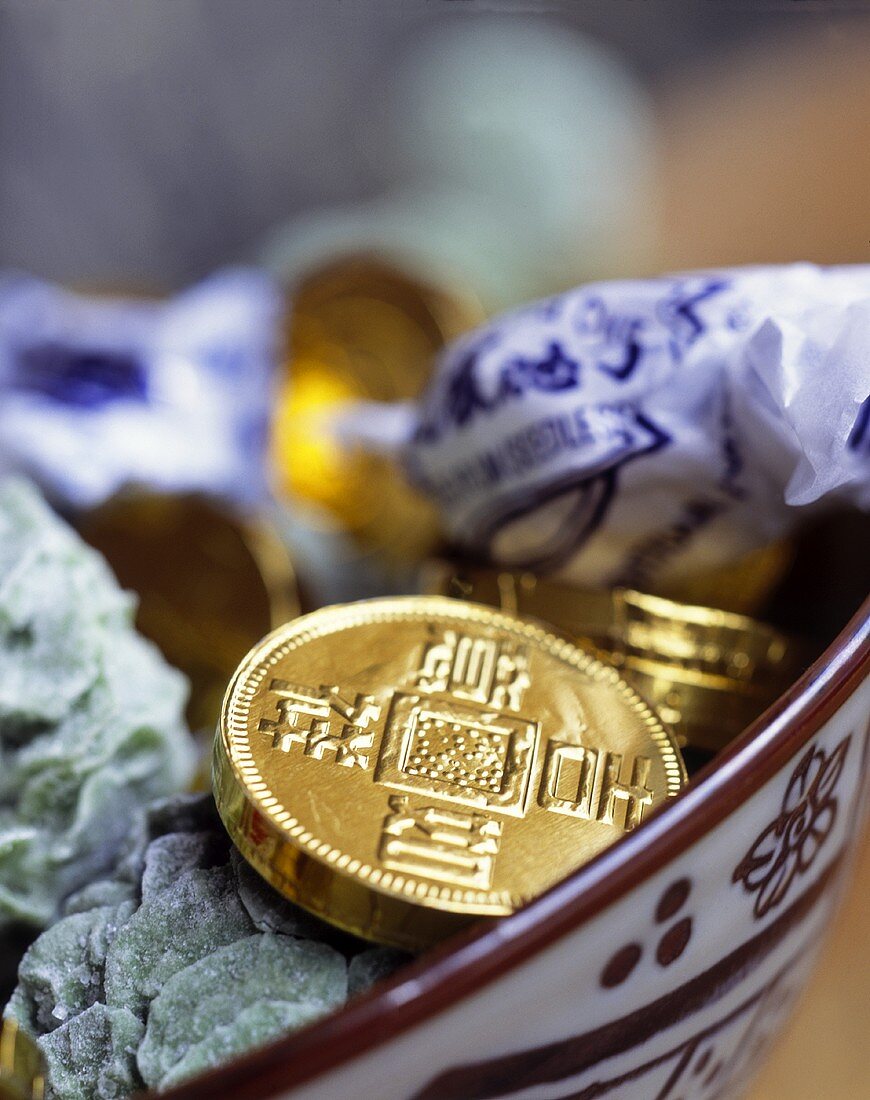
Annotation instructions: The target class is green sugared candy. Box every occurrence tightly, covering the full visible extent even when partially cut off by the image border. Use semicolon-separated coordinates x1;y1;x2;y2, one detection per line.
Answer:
0;478;196;930
158;1002;316;1090
7;903;134;1034
230;848;330;940
138;934;346;1089
6;794;409;1098
140;831;226;901
104;866;255;1018
40;1004;144;1100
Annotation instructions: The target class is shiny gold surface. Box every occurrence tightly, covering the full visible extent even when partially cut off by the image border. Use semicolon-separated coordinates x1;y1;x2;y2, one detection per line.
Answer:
0;1019;44;1100
270;255;483;564
215;596;685;949
79;493;300;733
428;563;800;753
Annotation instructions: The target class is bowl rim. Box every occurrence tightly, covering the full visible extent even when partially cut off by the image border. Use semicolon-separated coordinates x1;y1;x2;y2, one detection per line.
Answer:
165;595;870;1100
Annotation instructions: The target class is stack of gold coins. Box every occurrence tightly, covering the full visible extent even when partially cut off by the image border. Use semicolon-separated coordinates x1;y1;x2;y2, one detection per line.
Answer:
214;596;686;949
0;1019;44;1100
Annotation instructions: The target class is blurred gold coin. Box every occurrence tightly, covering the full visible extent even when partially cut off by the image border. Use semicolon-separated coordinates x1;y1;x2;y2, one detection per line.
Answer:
215;596;685;949
0;1018;44;1100
78;493;300;734
647;540;793;616
270;255;483;565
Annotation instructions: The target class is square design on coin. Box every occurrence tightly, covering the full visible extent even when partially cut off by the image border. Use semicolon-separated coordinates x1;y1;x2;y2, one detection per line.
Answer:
375;693;540;817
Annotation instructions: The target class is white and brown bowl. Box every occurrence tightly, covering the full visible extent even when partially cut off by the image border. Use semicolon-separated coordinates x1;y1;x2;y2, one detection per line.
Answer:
166;596;869;1100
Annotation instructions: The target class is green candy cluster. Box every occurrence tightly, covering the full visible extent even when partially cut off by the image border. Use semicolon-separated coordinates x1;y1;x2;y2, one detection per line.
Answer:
6;794;408;1098
0;478;197;931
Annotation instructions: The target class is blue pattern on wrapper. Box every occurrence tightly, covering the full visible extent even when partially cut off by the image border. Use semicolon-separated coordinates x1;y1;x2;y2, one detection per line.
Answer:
402;265;870;587
0;268;282;509
12;342;149;408
449;406;669;573
848;396;870;453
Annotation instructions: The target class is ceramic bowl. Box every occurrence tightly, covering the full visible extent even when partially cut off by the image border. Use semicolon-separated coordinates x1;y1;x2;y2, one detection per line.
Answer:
168;596;869;1100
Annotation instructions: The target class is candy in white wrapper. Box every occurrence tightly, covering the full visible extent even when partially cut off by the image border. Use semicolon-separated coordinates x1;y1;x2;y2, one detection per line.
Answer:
0;268;282;509
355;265;869;589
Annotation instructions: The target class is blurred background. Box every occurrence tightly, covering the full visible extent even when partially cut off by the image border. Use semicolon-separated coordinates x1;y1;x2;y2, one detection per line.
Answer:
2;0;869;289
1;2;868;1096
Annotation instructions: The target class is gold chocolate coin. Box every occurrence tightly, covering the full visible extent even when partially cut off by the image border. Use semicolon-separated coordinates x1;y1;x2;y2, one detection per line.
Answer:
270;255;483;564
79;493;300;734
215;596;685;949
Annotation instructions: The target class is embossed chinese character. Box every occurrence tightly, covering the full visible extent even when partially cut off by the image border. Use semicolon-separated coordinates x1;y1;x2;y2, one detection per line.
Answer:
378;794;502;889
258;679;380;770
539;742;599;819
597;752;653;831
416;631;529;711
539;741;653;831
491;649;530;711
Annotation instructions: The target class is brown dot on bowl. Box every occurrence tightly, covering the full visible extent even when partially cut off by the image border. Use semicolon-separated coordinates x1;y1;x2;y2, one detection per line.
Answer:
600;943;642;988
656;916;693;966
655;877;691;923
